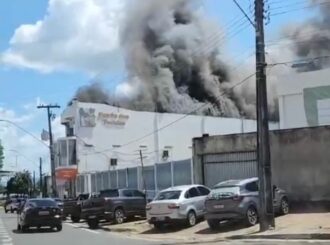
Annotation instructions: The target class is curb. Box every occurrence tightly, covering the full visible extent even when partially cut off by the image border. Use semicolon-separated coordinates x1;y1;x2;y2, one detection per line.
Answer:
228;233;330;240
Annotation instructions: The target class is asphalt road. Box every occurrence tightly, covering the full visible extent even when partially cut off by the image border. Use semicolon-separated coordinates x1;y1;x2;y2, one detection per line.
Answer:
0;211;329;245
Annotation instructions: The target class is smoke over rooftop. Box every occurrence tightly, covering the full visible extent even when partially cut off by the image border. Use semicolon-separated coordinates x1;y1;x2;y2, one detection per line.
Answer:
286;0;330;70
74;0;278;120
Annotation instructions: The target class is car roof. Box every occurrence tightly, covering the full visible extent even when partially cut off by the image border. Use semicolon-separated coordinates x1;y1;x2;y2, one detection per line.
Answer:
160;184;205;192
28;198;55;202
215;177;258;187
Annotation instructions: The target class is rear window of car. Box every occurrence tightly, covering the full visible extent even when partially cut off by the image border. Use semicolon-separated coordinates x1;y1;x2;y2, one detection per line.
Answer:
28;200;57;207
210;186;240;197
155;191;181;200
100;190;119;198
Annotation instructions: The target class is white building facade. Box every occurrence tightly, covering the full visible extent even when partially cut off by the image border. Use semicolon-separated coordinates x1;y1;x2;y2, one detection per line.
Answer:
278;68;330;129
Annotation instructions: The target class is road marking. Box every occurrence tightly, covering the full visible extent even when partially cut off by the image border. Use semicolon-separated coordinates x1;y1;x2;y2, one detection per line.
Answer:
0;215;13;245
64;222;100;234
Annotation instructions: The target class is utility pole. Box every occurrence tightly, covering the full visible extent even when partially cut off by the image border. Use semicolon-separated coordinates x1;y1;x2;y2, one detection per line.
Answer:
139;150;147;204
39;157;43;197
33;171;36;194
37;104;60;197
255;0;275;231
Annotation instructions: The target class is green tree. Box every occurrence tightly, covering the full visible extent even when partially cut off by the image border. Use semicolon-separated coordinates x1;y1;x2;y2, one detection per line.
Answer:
0;140;4;169
6;171;32;194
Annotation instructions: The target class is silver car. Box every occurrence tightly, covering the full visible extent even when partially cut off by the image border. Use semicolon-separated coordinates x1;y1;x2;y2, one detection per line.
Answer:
205;177;289;230
146;185;210;229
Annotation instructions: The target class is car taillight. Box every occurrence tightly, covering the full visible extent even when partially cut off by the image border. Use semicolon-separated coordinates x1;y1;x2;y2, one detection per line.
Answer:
146;204;152;210
232;195;243;201
168;203;180;209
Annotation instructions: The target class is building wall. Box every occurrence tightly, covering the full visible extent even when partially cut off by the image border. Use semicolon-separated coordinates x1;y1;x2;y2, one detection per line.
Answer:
278;68;330;129
193;126;330;201
59;101;279;173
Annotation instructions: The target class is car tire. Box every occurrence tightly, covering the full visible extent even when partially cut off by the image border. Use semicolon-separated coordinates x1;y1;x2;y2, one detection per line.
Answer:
56;225;62;232
207;219;220;230
87;219;99;229
21;225;29;233
114;208;125;224
245;206;258;226
280;198;289;215
153;222;164;230
71;215;80;223
10;208;13;214
17;224;21;231
4;209;8;213
186;210;197;227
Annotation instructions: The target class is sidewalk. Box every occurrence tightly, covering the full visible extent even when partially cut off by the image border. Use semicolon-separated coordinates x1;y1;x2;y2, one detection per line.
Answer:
104;213;330;243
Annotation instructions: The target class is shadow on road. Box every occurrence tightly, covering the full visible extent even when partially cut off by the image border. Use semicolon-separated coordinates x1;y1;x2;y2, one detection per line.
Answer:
12;228;58;234
195;221;251;235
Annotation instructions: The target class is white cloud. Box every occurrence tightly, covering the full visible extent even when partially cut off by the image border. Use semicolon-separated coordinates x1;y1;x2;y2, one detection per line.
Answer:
1;0;124;74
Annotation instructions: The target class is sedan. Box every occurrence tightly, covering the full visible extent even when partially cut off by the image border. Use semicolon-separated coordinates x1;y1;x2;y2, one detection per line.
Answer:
17;198;63;232
146;185;210;229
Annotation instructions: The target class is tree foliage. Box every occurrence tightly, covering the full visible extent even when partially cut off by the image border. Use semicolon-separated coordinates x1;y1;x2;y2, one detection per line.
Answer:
6;171;32;194
0;140;4;169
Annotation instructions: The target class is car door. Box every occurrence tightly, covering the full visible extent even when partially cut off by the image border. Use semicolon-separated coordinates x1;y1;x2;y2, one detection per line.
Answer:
132;190;146;215
196;186;211;215
121;190;135;215
185;187;202;215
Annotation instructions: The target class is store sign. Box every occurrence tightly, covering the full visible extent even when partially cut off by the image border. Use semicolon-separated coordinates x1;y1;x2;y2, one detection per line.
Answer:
97;112;129;127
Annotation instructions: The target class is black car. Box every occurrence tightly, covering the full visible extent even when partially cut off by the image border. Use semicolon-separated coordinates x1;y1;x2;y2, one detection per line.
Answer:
17;198;62;232
81;189;146;229
63;193;90;222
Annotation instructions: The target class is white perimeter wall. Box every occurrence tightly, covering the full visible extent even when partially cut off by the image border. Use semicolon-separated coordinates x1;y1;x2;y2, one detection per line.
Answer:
61;101;278;173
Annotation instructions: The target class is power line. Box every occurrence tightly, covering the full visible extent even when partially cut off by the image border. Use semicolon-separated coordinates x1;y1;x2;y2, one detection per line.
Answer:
95;72;257;154
233;0;256;28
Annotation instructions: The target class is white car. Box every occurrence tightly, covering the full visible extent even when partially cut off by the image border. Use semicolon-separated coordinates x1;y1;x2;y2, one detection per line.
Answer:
146;185;210;229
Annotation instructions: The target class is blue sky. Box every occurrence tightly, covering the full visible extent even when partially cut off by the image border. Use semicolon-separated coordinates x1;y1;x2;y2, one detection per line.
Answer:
0;0;316;174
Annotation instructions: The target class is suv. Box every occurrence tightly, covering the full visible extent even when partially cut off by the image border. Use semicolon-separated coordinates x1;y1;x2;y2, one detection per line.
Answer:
81;189;146;229
205;177;289;230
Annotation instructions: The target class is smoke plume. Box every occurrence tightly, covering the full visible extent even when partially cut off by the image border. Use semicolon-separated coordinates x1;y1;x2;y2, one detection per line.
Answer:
75;0;278;120
285;0;330;69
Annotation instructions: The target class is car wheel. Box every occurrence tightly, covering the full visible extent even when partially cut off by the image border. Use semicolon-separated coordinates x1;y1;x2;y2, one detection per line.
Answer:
186;211;197;227
87;219;99;229
153;222;164;230
207;219;220;230
21;225;29;233
56;225;62;232
246;206;258;226
280;198;289;215
4;209;8;213
71;215;80;223
114;208;125;224
17;224;21;231
10;208;13;213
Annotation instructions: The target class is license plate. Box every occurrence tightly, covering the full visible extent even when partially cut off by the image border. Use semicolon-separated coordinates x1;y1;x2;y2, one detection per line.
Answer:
214;204;224;209
156;217;165;221
38;211;49;215
88;215;96;219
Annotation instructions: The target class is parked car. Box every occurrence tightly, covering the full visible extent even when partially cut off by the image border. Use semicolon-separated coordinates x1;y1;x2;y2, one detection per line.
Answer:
63;193;90;222
146;185;211;229
17;198;62;232
81;189;146;229
205;177;289;230
5;198;21;213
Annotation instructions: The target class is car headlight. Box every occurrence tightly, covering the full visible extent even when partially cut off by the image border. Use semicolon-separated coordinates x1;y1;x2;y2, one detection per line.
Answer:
54;215;61;218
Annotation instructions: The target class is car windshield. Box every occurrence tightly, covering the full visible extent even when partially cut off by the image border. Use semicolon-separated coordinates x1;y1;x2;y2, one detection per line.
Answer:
100;190;119;198
155;191;181;200
28;200;57;207
210;186;240;198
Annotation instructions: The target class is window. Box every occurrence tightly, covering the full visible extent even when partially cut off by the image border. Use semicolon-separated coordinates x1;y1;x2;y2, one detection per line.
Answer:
132;190;145;197
245;181;258;192
122;190;133;197
28;199;57;207
185;188;199;198
100;189;119;198
197;186;210;196
155;191;181;200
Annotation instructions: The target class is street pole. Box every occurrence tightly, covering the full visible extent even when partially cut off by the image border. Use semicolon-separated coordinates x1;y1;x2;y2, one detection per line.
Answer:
33;171;36;194
37;104;60;197
139;150;147;203
255;0;275;231
39;157;43;197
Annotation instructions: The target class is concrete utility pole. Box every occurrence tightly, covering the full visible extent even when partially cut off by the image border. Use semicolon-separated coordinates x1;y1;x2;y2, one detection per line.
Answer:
33;171;36;193
37;104;60;197
139;150;147;203
39;157;43;197
254;0;275;231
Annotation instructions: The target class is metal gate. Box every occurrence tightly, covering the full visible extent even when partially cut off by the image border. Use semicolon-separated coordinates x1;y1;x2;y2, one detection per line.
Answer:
203;151;257;187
